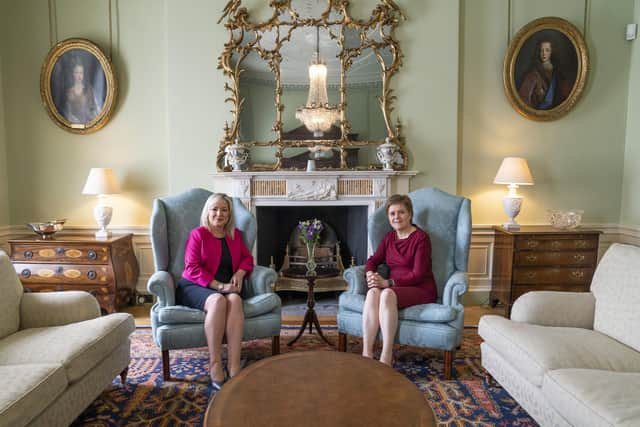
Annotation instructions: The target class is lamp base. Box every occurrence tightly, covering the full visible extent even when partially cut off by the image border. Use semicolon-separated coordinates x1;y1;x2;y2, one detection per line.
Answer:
502;195;523;231
95;229;111;239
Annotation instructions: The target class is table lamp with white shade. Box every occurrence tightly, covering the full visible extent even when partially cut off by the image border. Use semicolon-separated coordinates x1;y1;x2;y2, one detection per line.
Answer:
493;157;534;230
82;168;120;239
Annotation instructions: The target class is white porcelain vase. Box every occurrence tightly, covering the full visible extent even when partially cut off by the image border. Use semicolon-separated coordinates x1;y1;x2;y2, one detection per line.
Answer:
224;143;249;171
376;139;398;171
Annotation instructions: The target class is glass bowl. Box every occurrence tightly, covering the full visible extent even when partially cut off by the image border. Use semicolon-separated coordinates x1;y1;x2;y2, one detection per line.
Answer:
27;219;66;239
547;210;583;229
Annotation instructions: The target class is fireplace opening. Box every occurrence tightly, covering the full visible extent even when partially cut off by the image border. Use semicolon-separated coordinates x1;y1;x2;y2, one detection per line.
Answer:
256;205;368;275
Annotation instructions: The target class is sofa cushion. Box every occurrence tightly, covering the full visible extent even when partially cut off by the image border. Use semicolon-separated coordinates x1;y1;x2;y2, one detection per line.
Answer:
590;244;640;352
544;369;640;427
0;251;23;340
0;313;134;383
0;363;67;427
478;315;640;387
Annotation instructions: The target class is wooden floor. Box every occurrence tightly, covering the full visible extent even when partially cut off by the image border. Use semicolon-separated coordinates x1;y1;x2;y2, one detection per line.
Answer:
122;304;505;328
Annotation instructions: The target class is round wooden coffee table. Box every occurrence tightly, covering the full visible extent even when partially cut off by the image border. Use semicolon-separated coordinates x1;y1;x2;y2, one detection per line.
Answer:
204;351;436;427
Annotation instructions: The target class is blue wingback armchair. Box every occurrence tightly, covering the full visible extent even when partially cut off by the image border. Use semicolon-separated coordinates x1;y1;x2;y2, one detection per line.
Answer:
147;188;281;381
337;187;471;379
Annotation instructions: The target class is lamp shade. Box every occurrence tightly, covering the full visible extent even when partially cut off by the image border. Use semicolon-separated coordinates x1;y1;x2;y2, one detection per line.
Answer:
82;168;120;195
493;157;534;185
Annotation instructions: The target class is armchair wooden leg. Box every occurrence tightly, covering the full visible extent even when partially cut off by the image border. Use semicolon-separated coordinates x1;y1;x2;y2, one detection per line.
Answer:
443;350;454;380
119;367;129;383
338;332;347;352
162;350;171;381
272;336;280;355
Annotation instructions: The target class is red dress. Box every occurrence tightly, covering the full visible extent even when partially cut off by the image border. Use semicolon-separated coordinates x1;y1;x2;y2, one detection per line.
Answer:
365;227;437;308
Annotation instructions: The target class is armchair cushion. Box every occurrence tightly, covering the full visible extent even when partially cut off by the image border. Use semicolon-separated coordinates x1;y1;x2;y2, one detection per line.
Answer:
0;364;67;427
543;369;640;427
339;292;457;322
478;315;640;387
158;293;281;324
0;251;23;339
0;313;134;383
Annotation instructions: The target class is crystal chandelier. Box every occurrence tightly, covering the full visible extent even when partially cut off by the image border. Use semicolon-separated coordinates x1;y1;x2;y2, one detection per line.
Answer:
295;26;340;137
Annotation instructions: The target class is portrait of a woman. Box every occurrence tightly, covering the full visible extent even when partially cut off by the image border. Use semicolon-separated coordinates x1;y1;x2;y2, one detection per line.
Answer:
64;57;99;123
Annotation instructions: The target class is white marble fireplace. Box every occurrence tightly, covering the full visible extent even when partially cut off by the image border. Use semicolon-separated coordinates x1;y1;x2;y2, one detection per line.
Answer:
211;170;417;259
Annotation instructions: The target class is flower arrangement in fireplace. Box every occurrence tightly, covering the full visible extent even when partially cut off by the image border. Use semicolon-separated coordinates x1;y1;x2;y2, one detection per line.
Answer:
297;218;324;276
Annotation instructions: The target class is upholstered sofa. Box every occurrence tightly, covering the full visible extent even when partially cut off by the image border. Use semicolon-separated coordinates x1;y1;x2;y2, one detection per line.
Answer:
0;250;135;427
479;243;640;427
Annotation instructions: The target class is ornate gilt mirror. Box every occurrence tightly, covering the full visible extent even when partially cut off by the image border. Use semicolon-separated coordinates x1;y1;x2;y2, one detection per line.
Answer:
216;0;407;171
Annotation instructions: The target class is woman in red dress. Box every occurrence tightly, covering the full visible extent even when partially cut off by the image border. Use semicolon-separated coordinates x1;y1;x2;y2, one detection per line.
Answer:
363;194;437;366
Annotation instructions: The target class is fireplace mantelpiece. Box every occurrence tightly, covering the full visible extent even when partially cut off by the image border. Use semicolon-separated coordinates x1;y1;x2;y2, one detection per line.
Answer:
211;170;418;257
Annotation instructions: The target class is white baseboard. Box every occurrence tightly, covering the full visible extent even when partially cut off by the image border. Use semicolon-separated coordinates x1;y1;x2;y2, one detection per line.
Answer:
1;223;639;299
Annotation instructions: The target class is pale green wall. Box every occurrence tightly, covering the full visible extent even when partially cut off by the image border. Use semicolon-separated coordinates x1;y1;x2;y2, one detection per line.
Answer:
461;0;634;225
0;54;9;227
1;0;168;226
0;0;636;228
621;0;640;226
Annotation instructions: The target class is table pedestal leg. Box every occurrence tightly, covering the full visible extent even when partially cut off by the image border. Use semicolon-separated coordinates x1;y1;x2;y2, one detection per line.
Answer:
287;276;333;347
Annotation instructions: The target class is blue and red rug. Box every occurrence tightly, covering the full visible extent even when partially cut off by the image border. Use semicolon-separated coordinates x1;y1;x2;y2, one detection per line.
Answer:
71;326;538;426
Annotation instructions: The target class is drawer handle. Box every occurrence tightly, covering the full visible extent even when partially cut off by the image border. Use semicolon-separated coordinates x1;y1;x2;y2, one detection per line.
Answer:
87;270;97;280
88;250;97;260
576;240;587;248
526;255;538;262
56;247;65;256
89;290;98;297
573;254;585;262
526;240;539;248
56;266;63;274
571;270;585;279
21;269;31;278
24;250;33;259
526;272;536;279
551;240;561;249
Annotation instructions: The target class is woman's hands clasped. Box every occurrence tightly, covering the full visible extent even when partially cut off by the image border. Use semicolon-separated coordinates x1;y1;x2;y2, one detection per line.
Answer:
366;271;391;289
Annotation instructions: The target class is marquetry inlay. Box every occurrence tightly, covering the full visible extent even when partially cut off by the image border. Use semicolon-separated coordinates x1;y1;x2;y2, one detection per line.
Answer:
338;179;373;196
38;249;56;258
251;180;286;196
65;249;82;258
63;269;82;279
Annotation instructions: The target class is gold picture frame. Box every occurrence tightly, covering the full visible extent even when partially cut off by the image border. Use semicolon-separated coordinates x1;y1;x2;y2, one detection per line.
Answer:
503;17;588;121
40;38;117;134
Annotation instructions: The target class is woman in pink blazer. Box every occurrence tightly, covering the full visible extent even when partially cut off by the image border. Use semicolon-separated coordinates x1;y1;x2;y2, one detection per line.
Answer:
177;193;253;390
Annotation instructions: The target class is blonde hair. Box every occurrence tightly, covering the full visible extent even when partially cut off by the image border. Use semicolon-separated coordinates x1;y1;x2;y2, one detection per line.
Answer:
200;193;235;239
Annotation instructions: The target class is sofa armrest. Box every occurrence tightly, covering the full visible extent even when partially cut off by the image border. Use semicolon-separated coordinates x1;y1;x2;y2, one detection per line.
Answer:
511;291;595;329
20;291;101;329
343;266;367;295
441;271;468;306
147;271;175;307
245;265;278;296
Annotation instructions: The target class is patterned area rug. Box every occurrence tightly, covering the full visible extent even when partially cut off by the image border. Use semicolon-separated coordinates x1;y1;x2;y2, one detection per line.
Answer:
71;326;538;426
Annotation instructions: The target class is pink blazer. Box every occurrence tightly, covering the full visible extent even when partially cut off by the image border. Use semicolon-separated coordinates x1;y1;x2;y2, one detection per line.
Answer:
181;226;254;287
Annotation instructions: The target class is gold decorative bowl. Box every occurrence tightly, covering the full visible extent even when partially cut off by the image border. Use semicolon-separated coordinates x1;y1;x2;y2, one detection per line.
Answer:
27;219;66;239
547;210;583;229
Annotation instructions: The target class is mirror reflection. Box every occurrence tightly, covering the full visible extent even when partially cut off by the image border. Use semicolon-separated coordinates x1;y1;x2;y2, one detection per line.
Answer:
218;0;406;171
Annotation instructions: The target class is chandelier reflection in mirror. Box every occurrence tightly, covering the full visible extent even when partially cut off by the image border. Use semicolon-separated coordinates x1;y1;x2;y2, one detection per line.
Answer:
296;26;341;138
216;0;407;171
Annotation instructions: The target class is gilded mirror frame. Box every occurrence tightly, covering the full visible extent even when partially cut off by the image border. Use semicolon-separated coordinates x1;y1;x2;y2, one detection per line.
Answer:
216;0;407;171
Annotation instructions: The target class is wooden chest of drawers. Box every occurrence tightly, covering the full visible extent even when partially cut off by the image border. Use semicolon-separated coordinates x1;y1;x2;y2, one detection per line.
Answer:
9;234;139;314
490;226;601;315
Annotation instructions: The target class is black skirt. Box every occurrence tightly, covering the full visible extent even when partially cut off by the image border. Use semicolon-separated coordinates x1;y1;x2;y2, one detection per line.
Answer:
176;278;219;311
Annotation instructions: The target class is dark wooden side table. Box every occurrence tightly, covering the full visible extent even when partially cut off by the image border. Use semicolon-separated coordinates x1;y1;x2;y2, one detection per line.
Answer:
491;226;601;316
204;351;436;427
9;234;139;314
287;276;333;347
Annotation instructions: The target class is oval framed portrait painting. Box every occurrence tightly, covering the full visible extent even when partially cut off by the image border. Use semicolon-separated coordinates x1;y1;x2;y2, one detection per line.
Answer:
503;17;588;121
40;38;117;134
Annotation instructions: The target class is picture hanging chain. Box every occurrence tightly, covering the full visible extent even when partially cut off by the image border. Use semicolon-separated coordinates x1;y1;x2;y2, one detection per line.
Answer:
47;0;114;61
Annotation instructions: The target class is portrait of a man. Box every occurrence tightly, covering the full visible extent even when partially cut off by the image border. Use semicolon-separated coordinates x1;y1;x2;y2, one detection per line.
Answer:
513;30;578;111
50;48;107;125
